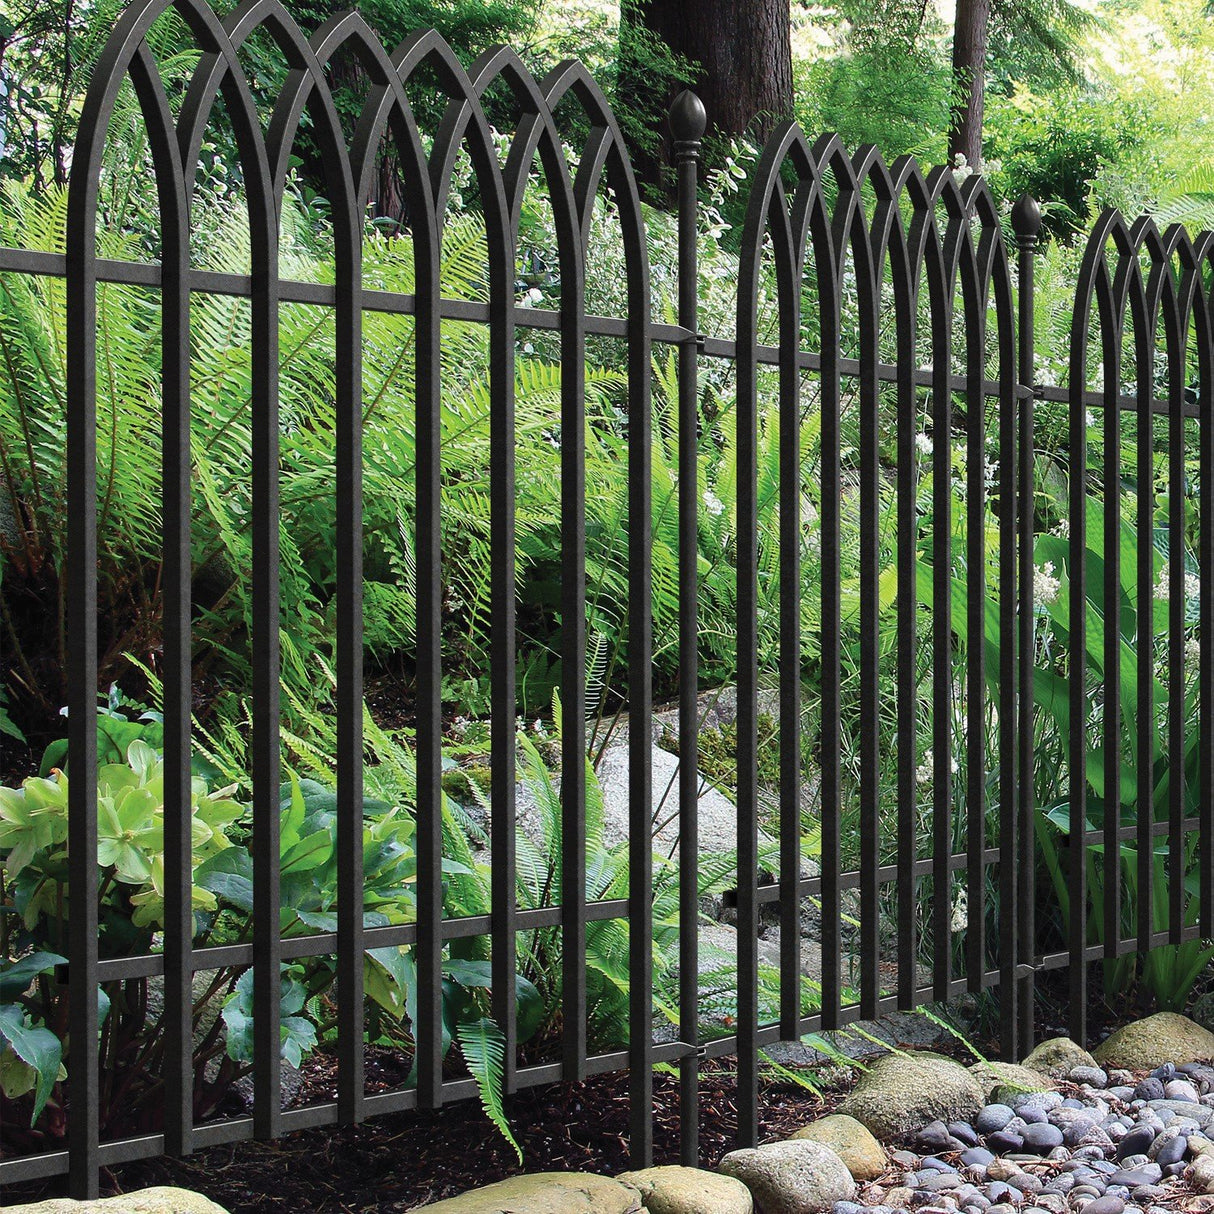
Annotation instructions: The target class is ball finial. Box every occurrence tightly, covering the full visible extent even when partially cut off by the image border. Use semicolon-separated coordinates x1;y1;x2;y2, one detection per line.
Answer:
1011;194;1043;240
669;90;707;143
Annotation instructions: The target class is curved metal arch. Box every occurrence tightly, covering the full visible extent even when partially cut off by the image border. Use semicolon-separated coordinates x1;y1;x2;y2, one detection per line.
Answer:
539;57;651;271
69;0;275;238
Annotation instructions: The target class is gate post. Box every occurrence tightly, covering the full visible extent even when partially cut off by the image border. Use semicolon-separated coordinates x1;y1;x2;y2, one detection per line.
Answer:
670;87;706;1170
1012;194;1042;1060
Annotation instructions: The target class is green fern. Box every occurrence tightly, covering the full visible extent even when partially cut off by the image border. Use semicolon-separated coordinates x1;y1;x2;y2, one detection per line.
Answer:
456;1016;522;1163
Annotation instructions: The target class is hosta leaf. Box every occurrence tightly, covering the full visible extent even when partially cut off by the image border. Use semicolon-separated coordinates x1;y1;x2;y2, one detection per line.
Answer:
0;1004;61;1123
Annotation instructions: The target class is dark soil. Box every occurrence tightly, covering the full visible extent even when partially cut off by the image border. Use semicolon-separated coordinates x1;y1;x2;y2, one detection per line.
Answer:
2;1057;846;1212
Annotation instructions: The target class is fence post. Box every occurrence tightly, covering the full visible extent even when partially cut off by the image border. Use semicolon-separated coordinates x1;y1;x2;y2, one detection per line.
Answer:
670;87;706;1170
1011;194;1042;1060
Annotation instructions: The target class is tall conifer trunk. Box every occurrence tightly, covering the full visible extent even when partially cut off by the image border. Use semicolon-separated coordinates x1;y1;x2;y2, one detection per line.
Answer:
619;0;793;184
949;0;991;168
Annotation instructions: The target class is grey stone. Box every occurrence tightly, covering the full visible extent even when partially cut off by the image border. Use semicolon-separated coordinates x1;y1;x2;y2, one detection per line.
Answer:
1081;1198;1125;1214
1114;1124;1156;1159
1165;1078;1201;1103
1020;1037;1097;1081
616;1166;753;1214
1148;1098;1213;1126
789;1114;887;1181
1093;1013;1214;1071
975;1105;1015;1135
985;1131;1023;1155
417;1174;643;1213
1191;1154;1214;1193
719;1140;857;1213
1068;1066;1107;1089
1021;1123;1064;1153
959;1148;994;1170
837;1053;984;1143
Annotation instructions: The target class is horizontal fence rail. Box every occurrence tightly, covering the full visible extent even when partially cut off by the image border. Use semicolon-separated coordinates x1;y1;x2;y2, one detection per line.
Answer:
0;0;1212;1200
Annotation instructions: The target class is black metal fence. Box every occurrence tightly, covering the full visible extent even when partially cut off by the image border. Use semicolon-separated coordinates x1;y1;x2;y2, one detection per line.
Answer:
0;0;1212;1199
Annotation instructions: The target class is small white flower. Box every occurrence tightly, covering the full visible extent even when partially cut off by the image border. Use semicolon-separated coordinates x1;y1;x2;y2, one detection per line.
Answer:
519;287;543;308
1155;568;1170;600
1187;637;1201;666
1054;518;1070;538
916;754;933;784
1034;561;1061;606
1186;572;1201;600
951;888;968;933
915;432;933;457
704;489;724;517
1086;410;1097;429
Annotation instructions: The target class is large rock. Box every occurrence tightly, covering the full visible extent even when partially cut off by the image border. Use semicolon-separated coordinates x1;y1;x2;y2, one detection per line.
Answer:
788;1114;886;1181
718;1140;855;1214
591;743;776;860
417;1173;642;1213
616;1165;753;1214
1021;1036;1097;1080
6;1189;229;1214
836;1052;984;1142
1092;1013;1214;1070
512;736;804;869
969;1060;1053;1101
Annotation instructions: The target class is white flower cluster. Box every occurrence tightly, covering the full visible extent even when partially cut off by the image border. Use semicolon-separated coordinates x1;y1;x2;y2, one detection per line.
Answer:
951;888;968;933
1034;561;1061;606
915;432;933;457
916;751;960;785
1155;567;1201;601
950;152;1002;184
703;489;725;518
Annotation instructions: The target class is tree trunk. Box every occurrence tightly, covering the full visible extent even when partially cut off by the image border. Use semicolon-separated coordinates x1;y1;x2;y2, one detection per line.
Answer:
949;0;991;168
620;0;792;182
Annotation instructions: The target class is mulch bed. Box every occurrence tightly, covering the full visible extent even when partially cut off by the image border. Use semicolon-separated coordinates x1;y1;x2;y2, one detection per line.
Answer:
3;1055;847;1212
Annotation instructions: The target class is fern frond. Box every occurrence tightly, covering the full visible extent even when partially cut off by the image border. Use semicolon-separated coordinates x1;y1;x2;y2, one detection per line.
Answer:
455;1016;522;1163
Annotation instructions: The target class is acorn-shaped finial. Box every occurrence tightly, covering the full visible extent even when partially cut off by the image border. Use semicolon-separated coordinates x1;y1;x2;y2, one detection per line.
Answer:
669;90;707;143
1011;194;1043;240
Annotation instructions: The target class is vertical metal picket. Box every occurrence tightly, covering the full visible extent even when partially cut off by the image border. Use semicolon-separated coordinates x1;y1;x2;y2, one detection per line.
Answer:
671;89;705;1168
1012;196;1041;1058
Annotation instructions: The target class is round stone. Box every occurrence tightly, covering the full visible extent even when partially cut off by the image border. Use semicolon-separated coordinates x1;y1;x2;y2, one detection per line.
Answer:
618;1166;754;1214
1070;1066;1108;1089
1021;1123;1064;1153
986;1131;1023;1155
960;1148;994;1171
838;1053;985;1142
1115;1124;1156;1159
790;1114;888;1182
720;1140;856;1213
948;1123;980;1147
918;1121;955;1151
1083;1198;1126;1214
976;1105;1015;1135
1136;1078;1166;1101
1166;1079;1201;1103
